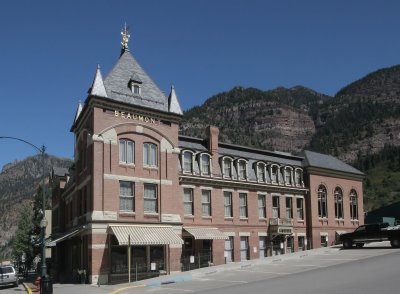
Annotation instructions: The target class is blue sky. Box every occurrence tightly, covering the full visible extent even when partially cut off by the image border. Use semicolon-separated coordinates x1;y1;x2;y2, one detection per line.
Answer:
0;0;399;169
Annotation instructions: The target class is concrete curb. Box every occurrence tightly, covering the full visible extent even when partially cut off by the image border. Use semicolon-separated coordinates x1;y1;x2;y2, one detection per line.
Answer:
145;275;193;287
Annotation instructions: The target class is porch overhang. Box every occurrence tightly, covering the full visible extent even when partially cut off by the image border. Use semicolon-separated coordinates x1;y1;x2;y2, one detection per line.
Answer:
183;227;228;240
108;225;183;245
46;228;83;247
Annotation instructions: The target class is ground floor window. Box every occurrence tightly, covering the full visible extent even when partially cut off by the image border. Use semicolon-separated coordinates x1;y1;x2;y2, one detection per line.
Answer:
259;236;267;258
321;235;328;247
240;236;249;261
224;237;234;262
298;236;305;251
286;237;294;253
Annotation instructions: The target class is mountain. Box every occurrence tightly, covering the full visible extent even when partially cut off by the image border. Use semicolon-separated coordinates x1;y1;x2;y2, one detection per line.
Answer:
181;86;331;153
0;155;72;260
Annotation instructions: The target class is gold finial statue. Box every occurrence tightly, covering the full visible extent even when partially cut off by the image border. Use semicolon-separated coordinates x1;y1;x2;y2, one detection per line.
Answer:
121;23;130;50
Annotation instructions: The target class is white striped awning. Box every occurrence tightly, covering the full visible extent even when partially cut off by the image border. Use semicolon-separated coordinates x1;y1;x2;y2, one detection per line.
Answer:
183;227;228;240
109;225;183;245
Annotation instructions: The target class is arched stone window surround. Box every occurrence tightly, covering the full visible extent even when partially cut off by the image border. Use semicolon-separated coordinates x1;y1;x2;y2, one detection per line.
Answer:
283;166;294;186
269;163;280;185
220;155;234;179
181;149;196;174
197;152;212;176
294;168;304;187
254;161;267;183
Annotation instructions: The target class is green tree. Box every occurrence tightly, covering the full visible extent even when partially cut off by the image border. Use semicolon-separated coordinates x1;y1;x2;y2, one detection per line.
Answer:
11;204;34;273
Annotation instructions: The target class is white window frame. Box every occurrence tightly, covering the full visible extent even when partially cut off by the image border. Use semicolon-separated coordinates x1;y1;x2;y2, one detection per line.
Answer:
296;196;304;220
224;191;233;217
334;187;344;219
295;168;303;187
119;139;135;164
143;142;158;168
284;166;293;186
201;189;211;216
350;189;358;220
144;184;158;213
318;185;328;218
285;196;293;219
272;194;280;218
239;193;248;218
182;150;194;173
183;188;194;215
119;181;134;212
221;156;233;178
270;164;279;184
199;153;211;175
258;194;266;219
256;162;266;182
237;159;248;180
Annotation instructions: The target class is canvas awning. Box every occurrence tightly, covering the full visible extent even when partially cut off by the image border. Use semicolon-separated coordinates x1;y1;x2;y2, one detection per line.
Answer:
109;225;183;245
46;228;82;247
183;227;228;240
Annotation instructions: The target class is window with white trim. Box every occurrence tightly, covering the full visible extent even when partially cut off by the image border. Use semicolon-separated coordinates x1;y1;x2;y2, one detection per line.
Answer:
296;197;304;220
334;187;344;219
239;193;248;218
144;184;158;213
202;190;211;216
350;189;358;220
285;197;293;219
257;162;266;182
237;160;247;179
295;169;302;186
258;194;266;218
119;139;134;164
271;165;279;184
143;143;157;167
182;151;193;173
222;157;232;178
183;188;193;215
318;185;328;218
240;236;249;261
224;237;234;262
272;195;280;218
224;191;233;217
119;181;134;211
200;153;211;175
285;167;292;185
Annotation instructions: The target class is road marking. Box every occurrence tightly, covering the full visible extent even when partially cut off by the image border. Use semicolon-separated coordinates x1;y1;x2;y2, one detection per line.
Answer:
196;277;248;283
22;283;33;294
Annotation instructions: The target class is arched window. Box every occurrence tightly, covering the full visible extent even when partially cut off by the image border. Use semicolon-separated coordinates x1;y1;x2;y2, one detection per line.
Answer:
182;150;194;173
295;168;303;186
350;190;358;220
143;143;157;167
318;185;328;218
119;139;134;164
237;159;248;180
270;164;279;184
256;162;266;182
199;153;211;175
334;187;344;219
221;157;233;178
284;167;293;185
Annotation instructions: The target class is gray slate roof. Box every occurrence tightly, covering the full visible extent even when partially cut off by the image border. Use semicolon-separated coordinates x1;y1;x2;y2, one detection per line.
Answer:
52;166;69;177
300;150;364;175
103;50;168;112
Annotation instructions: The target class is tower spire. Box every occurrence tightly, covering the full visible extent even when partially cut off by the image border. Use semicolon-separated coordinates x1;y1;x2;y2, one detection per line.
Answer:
120;23;130;55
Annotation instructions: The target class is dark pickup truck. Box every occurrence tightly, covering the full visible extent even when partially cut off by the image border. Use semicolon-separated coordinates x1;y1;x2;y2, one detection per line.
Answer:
339;223;400;249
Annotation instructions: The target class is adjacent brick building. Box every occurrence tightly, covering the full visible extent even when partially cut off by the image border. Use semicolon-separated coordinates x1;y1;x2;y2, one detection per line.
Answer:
50;28;364;284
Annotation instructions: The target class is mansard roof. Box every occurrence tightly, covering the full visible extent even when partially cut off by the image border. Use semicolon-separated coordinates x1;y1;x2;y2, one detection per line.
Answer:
300;150;364;176
103;50;169;112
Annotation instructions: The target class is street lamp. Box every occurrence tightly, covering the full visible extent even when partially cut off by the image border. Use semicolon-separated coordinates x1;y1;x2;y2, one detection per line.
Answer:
0;137;48;279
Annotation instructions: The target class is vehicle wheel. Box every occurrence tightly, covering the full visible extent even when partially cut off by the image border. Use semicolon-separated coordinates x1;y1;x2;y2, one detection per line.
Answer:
343;240;352;249
356;243;364;248
390;239;400;248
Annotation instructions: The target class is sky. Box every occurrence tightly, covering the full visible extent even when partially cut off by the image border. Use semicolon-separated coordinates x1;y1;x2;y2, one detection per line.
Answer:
0;0;399;170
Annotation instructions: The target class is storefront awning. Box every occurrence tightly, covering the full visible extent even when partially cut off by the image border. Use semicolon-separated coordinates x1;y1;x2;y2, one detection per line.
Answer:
183;227;228;240
46;228;82;247
109;225;183;245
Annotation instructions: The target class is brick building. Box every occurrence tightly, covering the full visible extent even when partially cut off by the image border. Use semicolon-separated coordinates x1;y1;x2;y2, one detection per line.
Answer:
49;28;364;284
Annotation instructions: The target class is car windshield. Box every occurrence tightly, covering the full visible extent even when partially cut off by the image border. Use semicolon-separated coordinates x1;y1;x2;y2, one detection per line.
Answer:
0;267;14;274
355;226;366;232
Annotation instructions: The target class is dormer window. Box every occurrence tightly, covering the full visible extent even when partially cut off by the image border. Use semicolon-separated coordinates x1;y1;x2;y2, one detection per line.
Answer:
182;150;194;173
221;157;233;178
256;162;266;182
129;75;142;95
237;159;247;180
270;164;279;184
284;167;293;185
199;153;211;175
295;168;303;186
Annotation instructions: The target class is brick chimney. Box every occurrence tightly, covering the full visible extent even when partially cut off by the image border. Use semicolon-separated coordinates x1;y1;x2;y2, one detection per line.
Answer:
206;126;220;177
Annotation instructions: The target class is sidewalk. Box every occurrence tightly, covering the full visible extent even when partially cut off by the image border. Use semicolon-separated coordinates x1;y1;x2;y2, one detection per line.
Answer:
22;245;342;294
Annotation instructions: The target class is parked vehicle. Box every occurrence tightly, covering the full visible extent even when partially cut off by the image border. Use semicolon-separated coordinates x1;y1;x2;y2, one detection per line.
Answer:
0;265;19;287
339;223;400;249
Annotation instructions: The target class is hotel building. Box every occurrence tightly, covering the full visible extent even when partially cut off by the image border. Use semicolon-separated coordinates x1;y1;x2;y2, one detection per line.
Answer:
49;28;364;284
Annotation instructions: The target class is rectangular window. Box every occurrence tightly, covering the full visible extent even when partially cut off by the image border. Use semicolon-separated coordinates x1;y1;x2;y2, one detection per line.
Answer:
224;191;233;217
202;190;211;216
144;184;157;213
272;195;280;218
224;237;234;262
287;236;294;253
297;197;304;220
285;197;293;219
201;154;210;175
257;164;265;182
321;235;328;247
285;169;292;185
119;139;134;164
239;193;248;218
259;236;267;258
298;236;305;252
143;143;157;167
240;236;249;261
183;188;193;215
119;181;134;211
258;194;266;218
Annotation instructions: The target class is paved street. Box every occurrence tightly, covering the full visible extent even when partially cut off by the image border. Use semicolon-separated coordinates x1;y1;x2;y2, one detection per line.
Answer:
9;242;400;294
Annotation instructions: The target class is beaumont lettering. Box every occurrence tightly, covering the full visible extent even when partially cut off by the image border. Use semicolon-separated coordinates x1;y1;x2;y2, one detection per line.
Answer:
113;110;159;124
